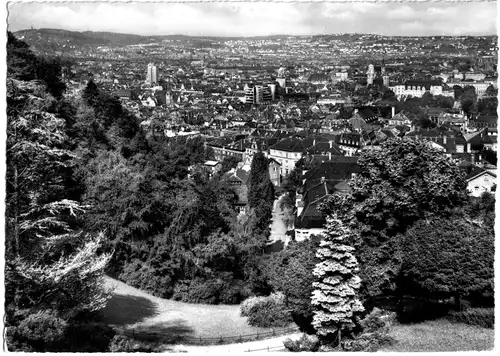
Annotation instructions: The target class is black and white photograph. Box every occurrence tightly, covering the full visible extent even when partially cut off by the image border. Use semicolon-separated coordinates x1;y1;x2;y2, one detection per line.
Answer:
2;0;497;352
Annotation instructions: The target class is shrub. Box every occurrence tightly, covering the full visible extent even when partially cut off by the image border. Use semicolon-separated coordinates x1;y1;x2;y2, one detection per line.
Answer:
219;279;252;305
240;293;284;317
344;308;396;352
8;310;67;351
448;308;494;329
172;277;250;305
246;294;292;328
64;322;116;352
172;278;222;304
109;334;165;352
397;298;453;323
240;295;267;317
283;333;320;352
119;261;174;299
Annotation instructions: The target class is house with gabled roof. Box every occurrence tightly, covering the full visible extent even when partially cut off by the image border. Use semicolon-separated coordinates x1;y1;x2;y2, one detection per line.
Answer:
269;137;305;176
388;112;412;127
294;158;360;241
335;132;362;156
460;163;497;197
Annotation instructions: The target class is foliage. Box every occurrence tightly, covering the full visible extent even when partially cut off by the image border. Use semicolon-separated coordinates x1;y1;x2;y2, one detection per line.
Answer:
240;295;269;317
448;308;494;329
109;334;165;352
172;276;247;305
460;85;478;117
263;236;321;330
320;138;468;299
7;310;67;352
245;293;293;328
311;214;364;339
396;298;453;323
7;31;67;98
465;191;495;231
477;97;498;115
481;148;497;166
343;308;396;352
400;217;494;301
283;333;320;352
119;260;175;299
248;151;275;236
5;40;112;352
220;156;240;174
64;322;116;352
5;76;111;320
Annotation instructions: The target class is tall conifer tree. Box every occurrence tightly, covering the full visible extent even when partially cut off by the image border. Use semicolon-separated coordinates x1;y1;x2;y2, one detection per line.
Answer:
311;213;364;342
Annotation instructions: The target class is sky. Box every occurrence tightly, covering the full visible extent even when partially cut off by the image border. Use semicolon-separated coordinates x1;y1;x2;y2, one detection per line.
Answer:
6;0;498;37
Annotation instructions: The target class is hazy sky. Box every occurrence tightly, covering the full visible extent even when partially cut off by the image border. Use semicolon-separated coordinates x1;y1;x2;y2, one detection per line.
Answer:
7;0;498;37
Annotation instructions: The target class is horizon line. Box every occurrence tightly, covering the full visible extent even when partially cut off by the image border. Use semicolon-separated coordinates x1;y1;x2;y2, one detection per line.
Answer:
12;27;498;38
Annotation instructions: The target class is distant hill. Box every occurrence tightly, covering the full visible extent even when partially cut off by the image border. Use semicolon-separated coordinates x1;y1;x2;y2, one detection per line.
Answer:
13;29;299;45
14;28;162;46
13;28;498;49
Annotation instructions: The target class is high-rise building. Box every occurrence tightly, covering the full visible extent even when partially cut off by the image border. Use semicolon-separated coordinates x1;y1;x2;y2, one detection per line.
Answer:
245;85;272;104
262;86;272;102
383;75;389;87
276;66;286;89
245;86;255;104
268;84;277;101
147;63;157;84
367;64;375;85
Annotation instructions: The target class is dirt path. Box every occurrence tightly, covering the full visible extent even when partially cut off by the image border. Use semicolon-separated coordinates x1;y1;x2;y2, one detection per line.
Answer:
171;332;303;353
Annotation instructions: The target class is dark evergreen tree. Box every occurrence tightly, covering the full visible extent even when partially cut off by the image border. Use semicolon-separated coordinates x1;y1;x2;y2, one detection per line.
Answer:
248;152;275;236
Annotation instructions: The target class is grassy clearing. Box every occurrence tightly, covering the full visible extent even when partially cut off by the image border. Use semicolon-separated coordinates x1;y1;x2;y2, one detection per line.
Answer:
381;318;494;352
101;277;295;342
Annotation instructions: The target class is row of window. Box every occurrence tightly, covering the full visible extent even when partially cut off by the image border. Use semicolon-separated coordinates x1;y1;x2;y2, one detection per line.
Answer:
270;150;301;159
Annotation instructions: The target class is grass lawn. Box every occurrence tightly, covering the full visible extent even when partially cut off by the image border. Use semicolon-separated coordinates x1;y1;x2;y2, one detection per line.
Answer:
381;318;494;352
101;277;296;343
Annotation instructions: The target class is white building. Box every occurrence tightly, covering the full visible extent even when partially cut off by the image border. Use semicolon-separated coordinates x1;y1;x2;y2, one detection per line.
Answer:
390;80;443;99
467;170;496;197
147;63;157;84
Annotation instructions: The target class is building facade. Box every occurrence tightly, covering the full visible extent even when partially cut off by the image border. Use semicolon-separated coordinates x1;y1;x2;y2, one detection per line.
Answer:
147;63;157;84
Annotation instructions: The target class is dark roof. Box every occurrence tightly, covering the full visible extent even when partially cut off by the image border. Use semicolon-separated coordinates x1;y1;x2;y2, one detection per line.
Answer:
235;168;250;184
357;108;378;121
206;136;236;148
306;141;344;156
270;137;304;152
302;159;359;190
405;79;441;90
302;134;329;149
308;73;330;82
475;115;498;124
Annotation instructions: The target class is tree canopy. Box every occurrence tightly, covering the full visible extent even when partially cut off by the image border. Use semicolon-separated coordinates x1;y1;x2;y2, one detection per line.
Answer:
400;217;494;302
320;138;468;299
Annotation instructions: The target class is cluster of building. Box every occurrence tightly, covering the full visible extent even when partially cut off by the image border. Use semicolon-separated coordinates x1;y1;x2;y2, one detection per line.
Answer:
195;101;497;241
41;31;496;245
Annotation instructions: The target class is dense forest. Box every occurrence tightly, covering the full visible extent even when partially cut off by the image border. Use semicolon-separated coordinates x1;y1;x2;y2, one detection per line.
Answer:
5;32;495;352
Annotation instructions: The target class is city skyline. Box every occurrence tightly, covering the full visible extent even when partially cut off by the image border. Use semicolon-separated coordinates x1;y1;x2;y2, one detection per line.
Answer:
7;0;498;37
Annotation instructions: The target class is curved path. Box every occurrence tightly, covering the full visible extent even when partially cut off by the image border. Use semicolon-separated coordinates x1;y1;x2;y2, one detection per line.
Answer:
102;277;299;344
171;332;303;353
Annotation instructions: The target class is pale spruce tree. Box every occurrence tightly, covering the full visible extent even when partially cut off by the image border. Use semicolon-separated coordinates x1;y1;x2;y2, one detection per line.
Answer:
311;213;364;342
